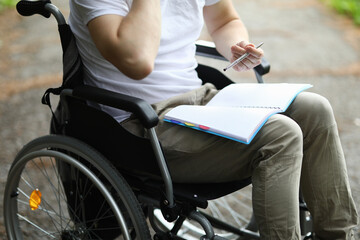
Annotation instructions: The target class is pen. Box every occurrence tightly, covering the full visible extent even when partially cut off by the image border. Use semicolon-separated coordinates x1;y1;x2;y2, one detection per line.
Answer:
223;42;264;71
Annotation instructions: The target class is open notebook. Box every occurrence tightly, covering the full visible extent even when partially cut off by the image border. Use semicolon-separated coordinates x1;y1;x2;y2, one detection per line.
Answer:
164;83;312;144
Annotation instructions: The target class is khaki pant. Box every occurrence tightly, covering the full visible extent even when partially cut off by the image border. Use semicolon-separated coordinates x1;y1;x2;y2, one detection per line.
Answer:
122;83;358;239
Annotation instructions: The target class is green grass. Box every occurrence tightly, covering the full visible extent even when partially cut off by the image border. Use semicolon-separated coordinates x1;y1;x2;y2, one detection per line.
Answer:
322;0;360;25
0;0;16;11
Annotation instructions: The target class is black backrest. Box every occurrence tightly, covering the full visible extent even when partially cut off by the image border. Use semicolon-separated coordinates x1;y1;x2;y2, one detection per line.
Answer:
46;24;160;176
64;100;162;176
196;64;234;89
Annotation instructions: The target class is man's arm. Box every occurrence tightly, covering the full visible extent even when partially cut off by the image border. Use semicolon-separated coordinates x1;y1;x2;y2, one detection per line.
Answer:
203;0;263;72
87;0;161;80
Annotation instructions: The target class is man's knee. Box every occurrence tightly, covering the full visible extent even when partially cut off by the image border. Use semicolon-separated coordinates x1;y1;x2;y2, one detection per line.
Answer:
291;92;336;127
253;114;303;160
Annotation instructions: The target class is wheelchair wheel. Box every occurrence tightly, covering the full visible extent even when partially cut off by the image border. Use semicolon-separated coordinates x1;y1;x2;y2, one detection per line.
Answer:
3;135;151;240
153;185;259;240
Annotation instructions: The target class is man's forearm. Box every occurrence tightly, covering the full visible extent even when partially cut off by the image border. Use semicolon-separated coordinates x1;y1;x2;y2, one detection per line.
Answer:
204;0;263;72
88;0;161;79
119;0;161;65
210;19;249;61
203;0;249;61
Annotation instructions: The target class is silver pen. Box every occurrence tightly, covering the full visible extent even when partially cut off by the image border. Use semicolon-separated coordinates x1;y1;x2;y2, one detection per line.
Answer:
223;42;264;71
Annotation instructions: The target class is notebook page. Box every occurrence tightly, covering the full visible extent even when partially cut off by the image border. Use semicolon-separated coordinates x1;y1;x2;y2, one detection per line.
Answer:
206;83;312;111
164;105;279;143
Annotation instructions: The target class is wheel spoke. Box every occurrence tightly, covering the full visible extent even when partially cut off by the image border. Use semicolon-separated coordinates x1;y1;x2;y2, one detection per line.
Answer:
18;166;69;233
17;213;58;239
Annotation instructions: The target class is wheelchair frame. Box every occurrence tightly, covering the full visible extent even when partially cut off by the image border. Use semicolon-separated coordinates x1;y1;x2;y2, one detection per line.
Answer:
3;1;314;239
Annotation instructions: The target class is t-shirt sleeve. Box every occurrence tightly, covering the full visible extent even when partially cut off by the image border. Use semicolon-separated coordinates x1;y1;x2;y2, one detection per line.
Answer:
205;0;221;6
73;0;130;25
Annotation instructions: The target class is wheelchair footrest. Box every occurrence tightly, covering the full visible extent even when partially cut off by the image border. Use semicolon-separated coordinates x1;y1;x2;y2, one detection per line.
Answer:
212;236;228;240
153;232;186;240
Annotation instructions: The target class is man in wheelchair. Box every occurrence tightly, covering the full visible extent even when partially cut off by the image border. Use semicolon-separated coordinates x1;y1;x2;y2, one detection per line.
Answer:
66;0;359;239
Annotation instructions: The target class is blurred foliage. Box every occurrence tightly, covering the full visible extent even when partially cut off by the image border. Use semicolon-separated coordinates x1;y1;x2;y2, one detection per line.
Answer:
322;0;360;25
0;0;16;11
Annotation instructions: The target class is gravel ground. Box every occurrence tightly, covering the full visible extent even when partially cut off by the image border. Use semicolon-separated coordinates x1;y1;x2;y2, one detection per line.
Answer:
0;0;359;239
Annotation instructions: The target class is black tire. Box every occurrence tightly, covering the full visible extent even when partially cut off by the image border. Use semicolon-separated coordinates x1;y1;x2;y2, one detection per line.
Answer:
3;135;151;239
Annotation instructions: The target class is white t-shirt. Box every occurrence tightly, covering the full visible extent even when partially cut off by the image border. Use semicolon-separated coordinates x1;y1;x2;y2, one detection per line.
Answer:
69;0;220;122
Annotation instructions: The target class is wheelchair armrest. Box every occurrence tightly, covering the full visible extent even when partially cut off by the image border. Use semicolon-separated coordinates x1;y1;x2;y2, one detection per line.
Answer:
69;85;159;129
195;40;270;76
254;58;270;76
195;40;227;61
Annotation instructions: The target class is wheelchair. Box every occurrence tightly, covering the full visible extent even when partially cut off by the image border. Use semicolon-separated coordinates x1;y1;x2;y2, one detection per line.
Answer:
3;1;314;239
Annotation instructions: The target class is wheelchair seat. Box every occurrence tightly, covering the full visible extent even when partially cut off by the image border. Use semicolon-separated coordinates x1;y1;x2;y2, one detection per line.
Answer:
61;95;252;210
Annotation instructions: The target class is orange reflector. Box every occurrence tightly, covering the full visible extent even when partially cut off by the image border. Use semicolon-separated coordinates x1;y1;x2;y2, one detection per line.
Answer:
29;189;42;210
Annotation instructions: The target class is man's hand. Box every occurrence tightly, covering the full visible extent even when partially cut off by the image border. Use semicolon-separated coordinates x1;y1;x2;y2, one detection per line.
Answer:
230;41;264;72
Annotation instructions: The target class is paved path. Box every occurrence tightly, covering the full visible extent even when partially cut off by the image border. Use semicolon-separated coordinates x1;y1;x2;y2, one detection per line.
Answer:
0;0;359;238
